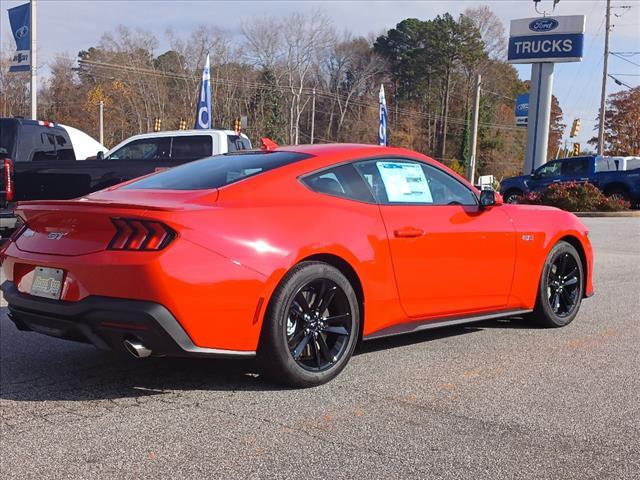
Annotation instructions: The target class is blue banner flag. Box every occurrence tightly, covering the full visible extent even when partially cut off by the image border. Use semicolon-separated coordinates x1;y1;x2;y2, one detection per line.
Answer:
378;84;388;146
195;54;212;129
8;2;31;72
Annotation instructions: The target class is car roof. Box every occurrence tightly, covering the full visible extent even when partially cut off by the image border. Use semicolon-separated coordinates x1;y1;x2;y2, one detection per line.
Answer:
279;143;389;156
273;143;435;167
1;117;65;130
124;129;246;140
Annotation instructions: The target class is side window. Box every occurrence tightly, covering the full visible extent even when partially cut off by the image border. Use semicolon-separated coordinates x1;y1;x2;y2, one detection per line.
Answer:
536;161;561;178
561;158;589;176
354;159;476;206
31;132;57;161
171;136;212;161
107;138;171;161
302;163;375;203
54;134;75;161
421;163;477;205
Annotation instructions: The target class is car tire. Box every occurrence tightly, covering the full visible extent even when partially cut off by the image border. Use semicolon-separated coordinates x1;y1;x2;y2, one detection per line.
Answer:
503;189;523;204
259;261;360;387
529;241;584;328
605;186;630;203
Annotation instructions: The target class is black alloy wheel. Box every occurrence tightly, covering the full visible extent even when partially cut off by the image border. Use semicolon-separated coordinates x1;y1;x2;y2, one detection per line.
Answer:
260;262;359;387
530;241;584;327
286;278;353;372
546;251;580;317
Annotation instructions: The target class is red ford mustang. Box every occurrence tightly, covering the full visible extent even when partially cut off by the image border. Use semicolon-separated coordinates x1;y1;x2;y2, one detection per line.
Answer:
0;143;594;386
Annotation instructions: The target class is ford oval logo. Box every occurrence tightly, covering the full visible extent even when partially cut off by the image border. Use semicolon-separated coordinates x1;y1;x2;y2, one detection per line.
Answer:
529;18;559;32
15;25;29;39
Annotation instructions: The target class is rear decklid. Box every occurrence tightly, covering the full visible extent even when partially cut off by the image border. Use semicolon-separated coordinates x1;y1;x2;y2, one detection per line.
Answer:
14;190;218;256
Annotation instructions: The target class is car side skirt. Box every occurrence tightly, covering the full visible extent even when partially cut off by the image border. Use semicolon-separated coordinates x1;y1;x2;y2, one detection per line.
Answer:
364;309;533;341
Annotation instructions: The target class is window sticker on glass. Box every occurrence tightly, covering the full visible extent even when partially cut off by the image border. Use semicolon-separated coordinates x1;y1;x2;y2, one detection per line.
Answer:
376;161;433;203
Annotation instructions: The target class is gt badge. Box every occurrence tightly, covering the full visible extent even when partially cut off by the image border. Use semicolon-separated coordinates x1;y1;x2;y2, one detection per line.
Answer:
47;232;68;240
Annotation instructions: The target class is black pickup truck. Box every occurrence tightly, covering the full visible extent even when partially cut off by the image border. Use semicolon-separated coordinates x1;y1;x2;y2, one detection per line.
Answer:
0;117;251;238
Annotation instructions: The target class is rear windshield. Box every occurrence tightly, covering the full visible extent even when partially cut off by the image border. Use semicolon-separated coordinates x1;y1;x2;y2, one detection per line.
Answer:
0;119;17;157
123;151;311;190
227;135;251;152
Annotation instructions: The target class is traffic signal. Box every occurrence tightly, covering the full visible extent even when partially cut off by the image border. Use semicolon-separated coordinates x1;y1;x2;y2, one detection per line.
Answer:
153;118;162;132
573;143;580;156
178;118;187;130
233;117;241;134
570;119;581;138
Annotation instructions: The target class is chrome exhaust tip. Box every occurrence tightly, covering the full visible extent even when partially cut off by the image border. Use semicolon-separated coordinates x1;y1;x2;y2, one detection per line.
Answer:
123;339;152;358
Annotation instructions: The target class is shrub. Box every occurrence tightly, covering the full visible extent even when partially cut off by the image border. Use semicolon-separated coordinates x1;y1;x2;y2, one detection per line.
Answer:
518;181;630;212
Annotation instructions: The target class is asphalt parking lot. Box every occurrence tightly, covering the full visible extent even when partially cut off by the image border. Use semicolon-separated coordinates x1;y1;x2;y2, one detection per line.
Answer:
1;217;639;479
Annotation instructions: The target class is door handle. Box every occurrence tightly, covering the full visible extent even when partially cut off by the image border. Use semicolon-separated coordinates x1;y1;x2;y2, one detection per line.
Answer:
394;227;425;238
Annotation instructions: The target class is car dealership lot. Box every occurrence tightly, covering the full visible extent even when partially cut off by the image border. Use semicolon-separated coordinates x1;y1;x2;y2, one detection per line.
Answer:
1;217;638;479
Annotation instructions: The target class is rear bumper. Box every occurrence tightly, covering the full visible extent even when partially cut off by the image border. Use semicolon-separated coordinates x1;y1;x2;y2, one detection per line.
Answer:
1;281;255;359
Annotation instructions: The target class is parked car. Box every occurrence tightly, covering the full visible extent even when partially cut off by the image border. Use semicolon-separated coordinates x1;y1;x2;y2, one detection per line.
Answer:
0;142;594;387
0;122;251;237
500;156;640;205
1;118;107;235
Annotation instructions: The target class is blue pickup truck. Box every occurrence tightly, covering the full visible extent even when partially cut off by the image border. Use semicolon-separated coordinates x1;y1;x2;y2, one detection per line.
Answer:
500;156;640;206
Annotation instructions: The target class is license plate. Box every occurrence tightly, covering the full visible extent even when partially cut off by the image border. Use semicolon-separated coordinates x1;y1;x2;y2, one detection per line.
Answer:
30;267;64;300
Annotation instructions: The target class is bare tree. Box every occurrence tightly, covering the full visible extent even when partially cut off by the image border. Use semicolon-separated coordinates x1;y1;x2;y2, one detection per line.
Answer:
463;5;507;61
243;11;334;144
320;35;387;139
0;54;29;118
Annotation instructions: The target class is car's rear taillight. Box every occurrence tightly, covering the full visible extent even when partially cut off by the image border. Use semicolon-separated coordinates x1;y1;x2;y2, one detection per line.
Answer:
108;218;176;251
3;158;14;202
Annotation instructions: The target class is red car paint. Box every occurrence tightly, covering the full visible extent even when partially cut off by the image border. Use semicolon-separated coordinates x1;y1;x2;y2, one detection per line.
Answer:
0;144;594;355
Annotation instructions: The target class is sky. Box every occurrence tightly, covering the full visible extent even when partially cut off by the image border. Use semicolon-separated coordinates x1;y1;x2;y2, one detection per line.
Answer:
1;0;639;148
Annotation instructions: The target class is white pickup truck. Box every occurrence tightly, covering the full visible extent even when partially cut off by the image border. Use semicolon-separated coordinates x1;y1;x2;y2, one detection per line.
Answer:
99;129;251;161
1;126;251;237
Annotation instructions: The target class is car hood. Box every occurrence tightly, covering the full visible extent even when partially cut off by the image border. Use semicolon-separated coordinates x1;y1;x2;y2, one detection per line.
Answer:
500;175;532;189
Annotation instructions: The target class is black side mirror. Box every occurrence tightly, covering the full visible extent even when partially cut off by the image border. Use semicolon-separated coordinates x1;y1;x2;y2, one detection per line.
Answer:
96;151;104;161
479;190;497;208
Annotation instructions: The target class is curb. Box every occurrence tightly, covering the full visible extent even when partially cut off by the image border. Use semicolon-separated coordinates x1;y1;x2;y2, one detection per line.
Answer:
574;211;640;218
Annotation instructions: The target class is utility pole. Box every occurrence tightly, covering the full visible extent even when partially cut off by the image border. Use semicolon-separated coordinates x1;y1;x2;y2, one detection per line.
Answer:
99;100;104;145
467;74;481;185
310;88;316;144
30;0;37;120
597;0;612;155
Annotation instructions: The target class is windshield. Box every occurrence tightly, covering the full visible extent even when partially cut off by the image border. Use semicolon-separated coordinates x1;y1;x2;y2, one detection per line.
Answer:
123;151;312;190
0;119;17;157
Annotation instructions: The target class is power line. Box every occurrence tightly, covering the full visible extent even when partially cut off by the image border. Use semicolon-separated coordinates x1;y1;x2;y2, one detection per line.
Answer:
77;58;523;132
610;52;640;67
481;88;515;102
608;74;634;89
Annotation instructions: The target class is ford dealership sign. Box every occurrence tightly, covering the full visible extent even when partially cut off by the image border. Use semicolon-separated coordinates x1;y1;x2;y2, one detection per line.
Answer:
508;15;585;64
